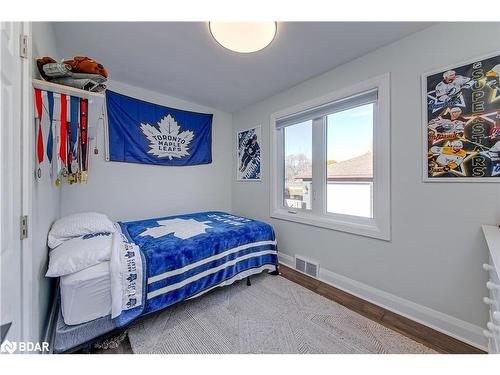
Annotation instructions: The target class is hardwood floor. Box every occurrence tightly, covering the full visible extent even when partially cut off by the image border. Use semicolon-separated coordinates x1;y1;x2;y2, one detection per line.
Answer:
278;264;485;354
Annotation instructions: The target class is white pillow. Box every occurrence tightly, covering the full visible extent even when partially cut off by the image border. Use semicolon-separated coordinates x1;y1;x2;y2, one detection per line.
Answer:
48;212;116;249
46;232;113;277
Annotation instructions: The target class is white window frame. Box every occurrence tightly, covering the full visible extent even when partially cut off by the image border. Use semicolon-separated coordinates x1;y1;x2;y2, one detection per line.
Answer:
270;73;391;240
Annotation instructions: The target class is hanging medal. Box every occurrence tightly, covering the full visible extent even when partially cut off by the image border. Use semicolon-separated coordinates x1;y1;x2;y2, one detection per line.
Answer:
79;99;89;184
46;91;54;178
56;94;68;187
68;96;80;184
67;101;73;184
34;88;44;179
94;107;104;156
66;111;72;184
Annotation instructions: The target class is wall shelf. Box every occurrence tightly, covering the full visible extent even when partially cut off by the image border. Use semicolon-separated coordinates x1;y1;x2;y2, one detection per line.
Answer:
32;79;106;132
32;79;105;101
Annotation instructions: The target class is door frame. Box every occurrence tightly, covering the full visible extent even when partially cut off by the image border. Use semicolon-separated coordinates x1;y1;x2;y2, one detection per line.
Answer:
20;21;34;343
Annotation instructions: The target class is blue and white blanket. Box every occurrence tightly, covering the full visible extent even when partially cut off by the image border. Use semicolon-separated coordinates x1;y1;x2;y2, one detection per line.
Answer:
109;211;278;327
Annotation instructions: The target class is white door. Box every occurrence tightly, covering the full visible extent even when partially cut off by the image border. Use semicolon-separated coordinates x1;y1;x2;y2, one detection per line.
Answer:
0;21;23;349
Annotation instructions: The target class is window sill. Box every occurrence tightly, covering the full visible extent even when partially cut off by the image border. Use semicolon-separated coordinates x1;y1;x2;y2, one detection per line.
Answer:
270;208;391;241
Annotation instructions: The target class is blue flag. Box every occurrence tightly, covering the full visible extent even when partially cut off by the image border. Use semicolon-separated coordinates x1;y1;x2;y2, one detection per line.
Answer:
106;91;213;166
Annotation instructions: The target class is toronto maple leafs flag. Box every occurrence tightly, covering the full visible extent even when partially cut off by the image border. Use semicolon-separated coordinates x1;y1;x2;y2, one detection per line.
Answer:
106;91;213;166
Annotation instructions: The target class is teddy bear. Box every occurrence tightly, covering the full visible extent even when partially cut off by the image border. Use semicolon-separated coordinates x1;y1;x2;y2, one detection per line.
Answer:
62;56;108;78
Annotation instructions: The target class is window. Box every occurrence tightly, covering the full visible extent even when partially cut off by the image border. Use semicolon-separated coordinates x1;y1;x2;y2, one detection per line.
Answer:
270;74;390;240
284;120;312;210
326;104;373;218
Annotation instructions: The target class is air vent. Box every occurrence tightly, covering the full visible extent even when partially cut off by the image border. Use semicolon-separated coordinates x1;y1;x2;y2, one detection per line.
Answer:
295;257;306;273
294;255;319;278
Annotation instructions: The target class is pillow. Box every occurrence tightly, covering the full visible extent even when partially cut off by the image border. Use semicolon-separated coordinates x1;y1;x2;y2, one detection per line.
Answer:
48;212;116;249
46;232;113;277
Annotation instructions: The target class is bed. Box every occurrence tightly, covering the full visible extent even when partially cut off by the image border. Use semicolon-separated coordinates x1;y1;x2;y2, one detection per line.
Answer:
49;211;279;353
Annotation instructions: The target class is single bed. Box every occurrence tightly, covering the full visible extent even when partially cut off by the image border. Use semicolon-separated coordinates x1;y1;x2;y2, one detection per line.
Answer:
50;211;279;353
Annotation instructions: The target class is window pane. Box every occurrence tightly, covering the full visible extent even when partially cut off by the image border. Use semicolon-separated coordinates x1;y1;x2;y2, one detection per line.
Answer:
284;120;312;210
326;103;374;217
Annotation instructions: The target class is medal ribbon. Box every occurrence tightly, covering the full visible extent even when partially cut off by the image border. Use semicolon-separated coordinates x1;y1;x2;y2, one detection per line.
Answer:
34;88;44;163
60;94;67;167
80;99;88;172
70;96;79;173
46;91;54;163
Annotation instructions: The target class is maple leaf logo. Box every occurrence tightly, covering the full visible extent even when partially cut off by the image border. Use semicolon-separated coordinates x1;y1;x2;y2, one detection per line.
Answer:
139;218;211;239
140;115;194;160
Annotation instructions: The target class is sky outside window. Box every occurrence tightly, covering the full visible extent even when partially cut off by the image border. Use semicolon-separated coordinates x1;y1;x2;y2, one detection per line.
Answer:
327;103;373;162
283;104;373;162
284;120;312;160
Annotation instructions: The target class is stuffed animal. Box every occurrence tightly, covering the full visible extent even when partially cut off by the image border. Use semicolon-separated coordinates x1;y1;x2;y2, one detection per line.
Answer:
36;56;57;80
35;55;109;92
63;56;108;78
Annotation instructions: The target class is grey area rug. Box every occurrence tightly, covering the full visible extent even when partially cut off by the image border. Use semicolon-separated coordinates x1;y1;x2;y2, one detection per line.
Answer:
128;273;436;354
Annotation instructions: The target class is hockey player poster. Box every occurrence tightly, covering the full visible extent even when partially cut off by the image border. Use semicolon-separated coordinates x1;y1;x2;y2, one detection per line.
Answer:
424;53;500;181
237;126;261;181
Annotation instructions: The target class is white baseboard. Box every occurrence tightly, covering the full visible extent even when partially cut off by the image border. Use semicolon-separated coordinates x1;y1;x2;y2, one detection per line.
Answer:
278;252;487;351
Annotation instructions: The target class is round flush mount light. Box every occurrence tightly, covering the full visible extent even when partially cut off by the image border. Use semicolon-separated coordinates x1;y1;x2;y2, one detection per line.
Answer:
209;22;277;53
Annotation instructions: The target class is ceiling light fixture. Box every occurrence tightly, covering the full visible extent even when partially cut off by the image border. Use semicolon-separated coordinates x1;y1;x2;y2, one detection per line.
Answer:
209;22;277;53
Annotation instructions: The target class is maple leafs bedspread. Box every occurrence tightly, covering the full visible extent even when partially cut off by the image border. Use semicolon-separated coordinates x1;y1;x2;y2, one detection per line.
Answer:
112;211;278;327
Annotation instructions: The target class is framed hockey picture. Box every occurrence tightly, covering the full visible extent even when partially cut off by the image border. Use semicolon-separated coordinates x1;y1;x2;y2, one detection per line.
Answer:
423;52;500;182
237;126;261;181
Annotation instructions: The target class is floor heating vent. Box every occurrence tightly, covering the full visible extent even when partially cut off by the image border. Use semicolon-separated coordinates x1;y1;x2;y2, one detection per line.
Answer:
295;256;319;278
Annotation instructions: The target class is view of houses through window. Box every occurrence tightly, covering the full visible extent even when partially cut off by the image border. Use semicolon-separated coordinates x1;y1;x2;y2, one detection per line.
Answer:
283;103;373;217
326;103;373;217
284;120;312;210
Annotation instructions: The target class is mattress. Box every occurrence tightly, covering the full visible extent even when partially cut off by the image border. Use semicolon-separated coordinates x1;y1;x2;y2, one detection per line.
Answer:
60;261;112;325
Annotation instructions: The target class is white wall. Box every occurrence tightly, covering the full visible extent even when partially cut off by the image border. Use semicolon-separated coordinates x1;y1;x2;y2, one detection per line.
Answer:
60;81;233;221
232;22;500;348
31;22;61;342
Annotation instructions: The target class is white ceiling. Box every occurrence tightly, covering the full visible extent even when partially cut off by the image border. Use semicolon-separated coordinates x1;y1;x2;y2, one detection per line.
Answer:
52;22;432;113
